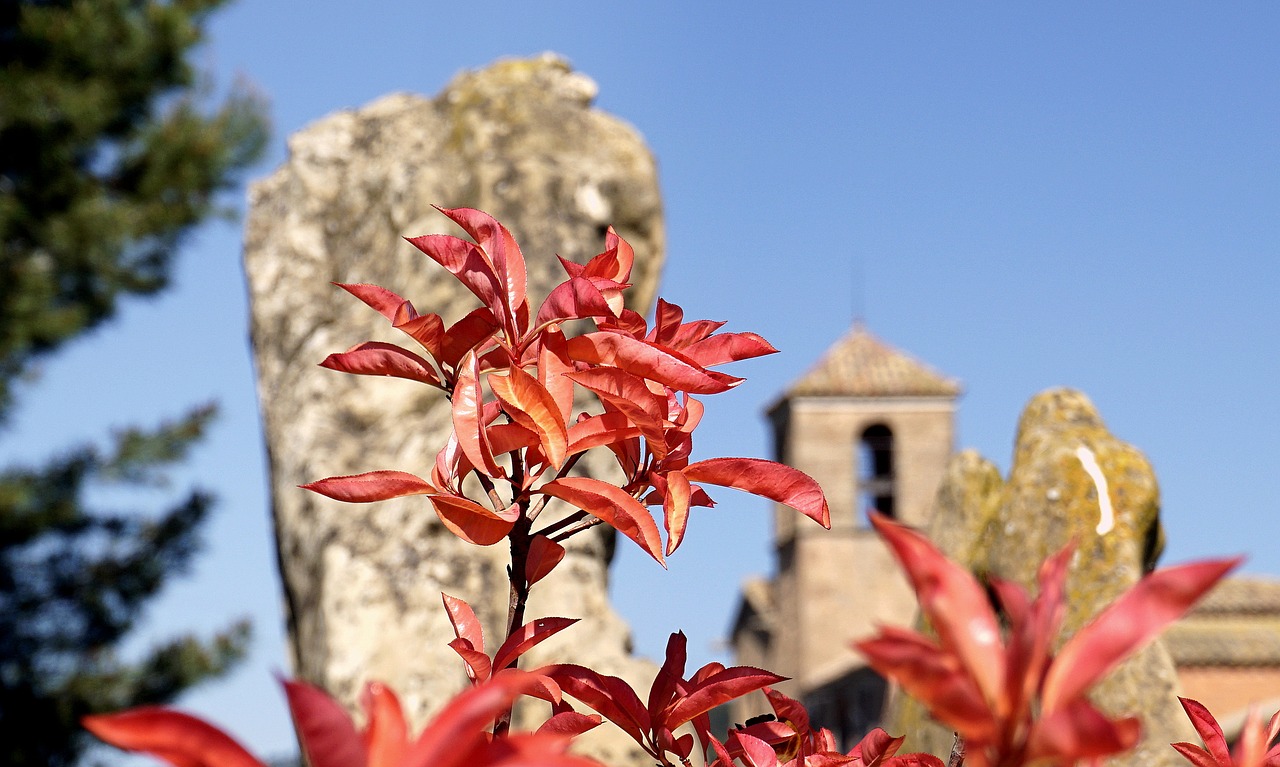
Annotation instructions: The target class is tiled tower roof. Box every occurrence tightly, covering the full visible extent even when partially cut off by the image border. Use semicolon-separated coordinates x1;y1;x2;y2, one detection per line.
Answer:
783;324;961;398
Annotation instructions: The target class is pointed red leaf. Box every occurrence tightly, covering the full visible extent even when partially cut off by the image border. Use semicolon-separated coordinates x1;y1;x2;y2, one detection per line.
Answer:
441;593;485;652
683;458;830;528
1177;697;1232;767
566;332;740;394
541;664;650;744
429;495;518;546
662;666;786;729
650;298;685;346
1042;556;1241;713
1172;742;1222;767
82;708;265;767
666;319;726;349
405;233;504;322
489;366;568;469
436;206;527;332
563;368;668;456
448;637;493;683
565;412;641;455
401;669;547;767
320;341;442;387
301;470;437;503
492;616;579;672
525;535;566;586
679;332;779;367
282;679;367;767
536;276;619;327
393;308;446;362
360;682;408;767
335;282;410;322
537;326;575;423
583;226;635;283
539;477;665;566
440;307;500;369
452;351;505;479
648;631;689;721
597;308;649;339
536;711;604;738
869;514;1004;708
662;469;692;557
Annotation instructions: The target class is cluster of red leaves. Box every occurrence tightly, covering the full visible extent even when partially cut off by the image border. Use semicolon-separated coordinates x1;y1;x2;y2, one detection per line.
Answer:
301;207;829;564
1173;697;1280;767
82;670;597;767
709;687;943;767
856;514;1240;767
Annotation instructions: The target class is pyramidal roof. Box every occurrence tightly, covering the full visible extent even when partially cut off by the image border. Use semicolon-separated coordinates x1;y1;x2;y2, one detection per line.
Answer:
783;324;961;398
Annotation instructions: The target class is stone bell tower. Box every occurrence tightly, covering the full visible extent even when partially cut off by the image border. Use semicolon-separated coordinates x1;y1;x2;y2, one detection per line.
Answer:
730;323;959;743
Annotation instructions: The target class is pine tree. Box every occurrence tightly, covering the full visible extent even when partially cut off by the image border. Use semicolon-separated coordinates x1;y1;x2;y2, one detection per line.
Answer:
0;1;269;764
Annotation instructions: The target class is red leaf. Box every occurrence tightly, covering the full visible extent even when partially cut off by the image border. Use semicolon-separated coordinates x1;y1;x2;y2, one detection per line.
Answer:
565;412;641;455
393;308;446;362
662;469;692;557
541;664;650;745
82;708;265;767
301;470;437;503
536;711;604;738
869;514;1004;710
563;368;668;455
429;495;519;546
1041;556;1241;713
566;332;741;394
662;666;786;729
401;670;547;767
666;319;726;349
440;308;501;369
335;282;409;322
442;593;485;653
597;308;649;339
537;327;575;424
539;477;666;566
320;341;441;387
1026;700;1141;762
436;206;528;333
452;351;505;479
282;679;367;767
1176;698;1232;767
492;616;579;672
405;233;504;323
679;332;779;367
449;637;493;683
647;631;688;721
360;682;409;767
526;535;566;586
489;366;568;469
536;276;618;327
650;298;684;346
683;458;830;529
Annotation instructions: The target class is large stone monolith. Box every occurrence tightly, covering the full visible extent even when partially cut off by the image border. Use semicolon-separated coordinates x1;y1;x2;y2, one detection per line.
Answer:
886;389;1194;767
243;54;662;764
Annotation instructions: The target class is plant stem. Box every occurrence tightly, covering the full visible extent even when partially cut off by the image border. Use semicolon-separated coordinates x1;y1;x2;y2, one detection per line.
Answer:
548;516;602;542
531;509;589;540
948;734;966;767
492;511;532;738
526;452;584;523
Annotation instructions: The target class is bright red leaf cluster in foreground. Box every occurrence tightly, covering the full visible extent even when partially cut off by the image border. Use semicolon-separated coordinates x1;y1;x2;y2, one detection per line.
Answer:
83;209;1276;767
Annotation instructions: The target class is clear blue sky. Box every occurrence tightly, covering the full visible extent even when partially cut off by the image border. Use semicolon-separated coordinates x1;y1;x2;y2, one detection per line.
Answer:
5;2;1277;761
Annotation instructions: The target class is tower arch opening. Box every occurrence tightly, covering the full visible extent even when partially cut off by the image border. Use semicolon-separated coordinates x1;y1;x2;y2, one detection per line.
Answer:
858;423;895;520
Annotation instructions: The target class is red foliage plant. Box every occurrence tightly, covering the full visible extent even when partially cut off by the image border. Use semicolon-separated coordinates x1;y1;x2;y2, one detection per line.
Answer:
82;208;1263;767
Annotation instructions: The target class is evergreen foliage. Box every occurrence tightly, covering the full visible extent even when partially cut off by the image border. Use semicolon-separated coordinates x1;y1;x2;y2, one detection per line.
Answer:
0;1;268;763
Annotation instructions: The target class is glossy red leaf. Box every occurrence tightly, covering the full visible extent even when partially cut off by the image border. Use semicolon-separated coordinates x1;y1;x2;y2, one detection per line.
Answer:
492;616;579;672
539;477;666;566
537;326;575;423
429;495;518;546
662;469;692;556
441;593;485;653
360;682;409;767
452;351;505;479
282;679;367;767
334;282;409;322
320;341;442;387
393;308;446;362
683;458;830;529
565;412;641;455
679;331;779;367
436;206;528;331
647;631;688;722
525;535;566;586
440;307;501;369
405;232;504;322
869;514;1004;708
566;332;740;394
301;470;437;503
401;669;547;767
535;276;618;327
449;637;494;683
666;319;726;349
563;368;668;456
82;708;266;767
650;298;684;346
540;664;650;745
597;308;649;339
662;666;786;729
1041;556;1241;713
489;366;568;469
536;711;604;738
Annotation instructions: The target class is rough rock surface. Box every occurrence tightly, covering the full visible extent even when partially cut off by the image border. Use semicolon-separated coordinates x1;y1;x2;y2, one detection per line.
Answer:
885;389;1193;766
242;54;662;764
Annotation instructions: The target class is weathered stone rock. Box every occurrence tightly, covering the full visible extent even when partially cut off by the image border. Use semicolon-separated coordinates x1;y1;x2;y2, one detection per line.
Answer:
885;389;1193;766
242;54;661;763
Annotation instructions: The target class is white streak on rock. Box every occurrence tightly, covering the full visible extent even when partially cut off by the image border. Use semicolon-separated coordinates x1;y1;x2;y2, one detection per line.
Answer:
1075;445;1114;534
